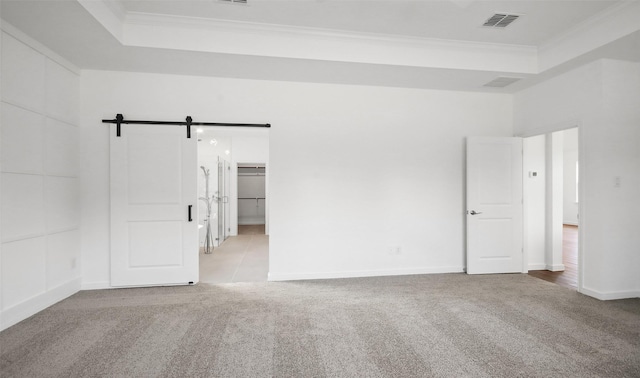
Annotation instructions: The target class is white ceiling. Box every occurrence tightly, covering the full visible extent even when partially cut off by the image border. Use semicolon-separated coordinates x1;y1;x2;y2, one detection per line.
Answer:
1;0;639;93
119;0;616;45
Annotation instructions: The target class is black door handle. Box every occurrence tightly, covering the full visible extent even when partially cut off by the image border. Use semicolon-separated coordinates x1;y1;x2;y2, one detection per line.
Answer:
188;205;193;222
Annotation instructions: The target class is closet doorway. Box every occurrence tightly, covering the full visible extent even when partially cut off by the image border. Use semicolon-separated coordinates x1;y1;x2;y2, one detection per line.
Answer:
237;163;266;235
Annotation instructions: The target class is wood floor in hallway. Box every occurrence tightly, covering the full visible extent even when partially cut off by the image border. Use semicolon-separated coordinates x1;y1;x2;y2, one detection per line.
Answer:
528;225;578;289
199;225;268;284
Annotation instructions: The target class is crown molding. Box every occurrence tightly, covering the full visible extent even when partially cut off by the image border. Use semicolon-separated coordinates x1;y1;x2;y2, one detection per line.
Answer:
121;11;538;74
538;0;640;71
124;11;534;53
76;0;537;74
78;0;639;76
69;0;640;76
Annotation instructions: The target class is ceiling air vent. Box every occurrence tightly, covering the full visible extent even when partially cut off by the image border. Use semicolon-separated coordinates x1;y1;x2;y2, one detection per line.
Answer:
220;0;247;4
483;13;520;28
483;77;522;88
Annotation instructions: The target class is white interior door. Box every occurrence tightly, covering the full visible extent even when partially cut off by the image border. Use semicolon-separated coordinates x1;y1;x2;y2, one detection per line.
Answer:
467;137;523;274
110;124;198;286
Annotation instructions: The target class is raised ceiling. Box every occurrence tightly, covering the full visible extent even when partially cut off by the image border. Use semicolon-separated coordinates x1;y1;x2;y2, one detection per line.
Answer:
1;0;639;92
118;0;615;45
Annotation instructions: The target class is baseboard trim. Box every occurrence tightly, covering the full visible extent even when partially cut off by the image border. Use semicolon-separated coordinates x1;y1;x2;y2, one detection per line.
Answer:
81;281;112;290
1;277;81;331
546;264;565;272
580;287;640;300
528;264;547;271
268;266;465;282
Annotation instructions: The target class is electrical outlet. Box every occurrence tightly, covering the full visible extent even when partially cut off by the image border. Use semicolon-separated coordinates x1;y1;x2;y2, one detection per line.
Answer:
387;246;402;255
71;257;77;269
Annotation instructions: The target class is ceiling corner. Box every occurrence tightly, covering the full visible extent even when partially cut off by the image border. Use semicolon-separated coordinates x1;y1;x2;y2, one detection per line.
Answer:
538;0;640;71
77;0;126;42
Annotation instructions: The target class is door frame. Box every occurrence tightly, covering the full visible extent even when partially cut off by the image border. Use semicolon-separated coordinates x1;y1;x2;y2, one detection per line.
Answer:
195;127;270;238
520;122;584;292
236;162;268;233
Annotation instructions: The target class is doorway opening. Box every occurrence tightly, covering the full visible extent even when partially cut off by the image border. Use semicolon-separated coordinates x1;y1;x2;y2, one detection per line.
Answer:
238;163;266;236
525;128;579;289
196;127;269;284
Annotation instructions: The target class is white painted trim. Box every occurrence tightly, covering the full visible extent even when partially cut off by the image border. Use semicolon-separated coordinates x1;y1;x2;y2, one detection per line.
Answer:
0;20;80;75
576;127;585;293
522;155;529;274
121;13;537;74
1;99;79;131
546;264;565;272
81;281;113;290
268;266;464;282
538;1;640;71
528;264;547;271
0;278;81;331
74;1;538;74
515;119;582;139
1;227;80;244
125;11;534;53
1;231;47;244
516;122;586;293
580;287;640;301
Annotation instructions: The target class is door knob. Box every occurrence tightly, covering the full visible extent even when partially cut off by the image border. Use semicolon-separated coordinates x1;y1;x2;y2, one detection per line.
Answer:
469;210;482;215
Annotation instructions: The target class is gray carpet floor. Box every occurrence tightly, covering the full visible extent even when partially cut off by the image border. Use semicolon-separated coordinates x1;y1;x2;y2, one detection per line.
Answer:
1;273;639;377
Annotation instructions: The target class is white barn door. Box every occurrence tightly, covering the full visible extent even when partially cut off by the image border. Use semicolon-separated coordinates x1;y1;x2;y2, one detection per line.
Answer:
110;124;198;287
466;137;523;274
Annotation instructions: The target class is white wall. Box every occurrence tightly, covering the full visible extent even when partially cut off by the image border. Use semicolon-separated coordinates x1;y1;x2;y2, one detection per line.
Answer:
523;135;546;270
514;59;640;299
562;128;579;225
0;28;81;330
79;70;513;285
546;131;565;271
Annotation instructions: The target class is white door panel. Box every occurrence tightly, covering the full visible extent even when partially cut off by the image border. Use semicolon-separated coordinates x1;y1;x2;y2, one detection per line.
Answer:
111;124;198;287
467;137;523;274
128;222;184;267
